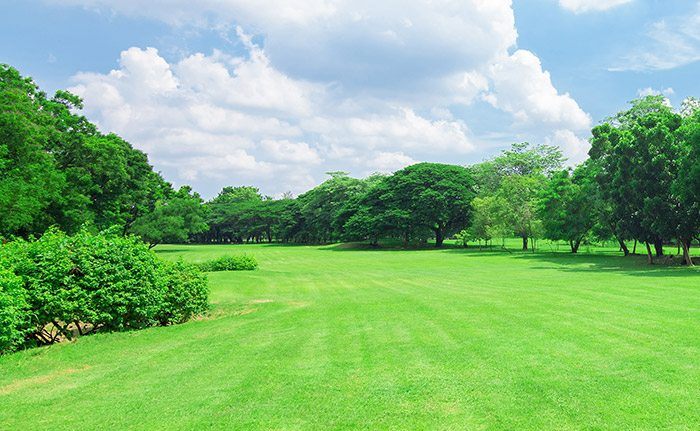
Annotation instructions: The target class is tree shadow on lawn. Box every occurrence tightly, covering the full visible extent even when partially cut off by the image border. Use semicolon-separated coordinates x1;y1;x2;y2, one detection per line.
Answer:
153;248;192;254
512;252;700;278
325;242;700;276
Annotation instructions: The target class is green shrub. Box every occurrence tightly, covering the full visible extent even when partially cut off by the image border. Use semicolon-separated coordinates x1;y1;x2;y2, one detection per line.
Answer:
0;227;210;350
0;266;31;354
197;255;258;272
157;260;209;325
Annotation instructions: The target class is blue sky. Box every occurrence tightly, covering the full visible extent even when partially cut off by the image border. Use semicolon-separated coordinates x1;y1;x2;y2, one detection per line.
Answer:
2;0;699;197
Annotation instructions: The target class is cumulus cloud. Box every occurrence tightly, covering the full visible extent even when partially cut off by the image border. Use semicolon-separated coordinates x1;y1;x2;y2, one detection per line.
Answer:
365;152;417;174
58;0;593;196
558;0;634;13
484;50;591;131
70;40;476;196
545;129;591;165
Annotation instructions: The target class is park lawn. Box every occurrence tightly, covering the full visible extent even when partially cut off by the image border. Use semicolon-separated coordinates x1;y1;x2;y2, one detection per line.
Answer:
1;243;700;430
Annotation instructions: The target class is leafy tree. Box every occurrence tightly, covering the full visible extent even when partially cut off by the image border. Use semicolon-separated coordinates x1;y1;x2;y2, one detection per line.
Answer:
0;64;66;237
496;174;545;250
538;165;597;253
673;110;700;265
384;163;475;247
467;195;509;247
590;96;684;263
131;186;208;248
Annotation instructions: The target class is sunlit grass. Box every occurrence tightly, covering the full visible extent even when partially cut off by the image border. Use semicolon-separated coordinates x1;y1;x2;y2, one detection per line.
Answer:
1;242;699;430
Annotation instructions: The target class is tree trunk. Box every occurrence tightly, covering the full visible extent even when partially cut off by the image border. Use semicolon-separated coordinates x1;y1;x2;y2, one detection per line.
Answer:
654;239;664;257
522;235;528;251
681;239;694;266
435;228;444;248
570;239;581;253
645;242;654;265
632;239;637;255
618;238;629;256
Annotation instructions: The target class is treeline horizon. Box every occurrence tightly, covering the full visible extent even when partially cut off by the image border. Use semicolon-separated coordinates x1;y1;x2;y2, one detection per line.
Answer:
2;64;699;265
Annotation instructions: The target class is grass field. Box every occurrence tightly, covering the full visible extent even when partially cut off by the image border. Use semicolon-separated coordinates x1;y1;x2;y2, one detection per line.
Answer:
1;242;700;430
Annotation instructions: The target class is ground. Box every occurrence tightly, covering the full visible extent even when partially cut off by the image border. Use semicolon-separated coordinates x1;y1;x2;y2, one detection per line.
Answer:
1;242;699;430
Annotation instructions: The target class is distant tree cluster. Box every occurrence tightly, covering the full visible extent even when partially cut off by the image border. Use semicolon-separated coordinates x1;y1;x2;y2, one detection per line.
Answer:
200;164;476;247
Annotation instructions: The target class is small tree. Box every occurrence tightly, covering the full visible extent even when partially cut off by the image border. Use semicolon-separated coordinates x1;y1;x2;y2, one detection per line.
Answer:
131;186;208;248
538;166;597;253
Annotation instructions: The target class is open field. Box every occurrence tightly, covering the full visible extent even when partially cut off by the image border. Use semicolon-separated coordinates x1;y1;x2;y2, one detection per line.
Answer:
1;243;700;430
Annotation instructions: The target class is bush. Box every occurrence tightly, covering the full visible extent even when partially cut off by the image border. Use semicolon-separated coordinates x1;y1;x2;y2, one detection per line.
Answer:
0;227;209;351
157;260;209;325
197;255;258;272
0;266;31;354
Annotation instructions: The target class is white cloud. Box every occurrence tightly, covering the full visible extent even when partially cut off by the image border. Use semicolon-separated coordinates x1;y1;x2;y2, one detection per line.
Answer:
70;42;476;196
59;1;593;196
484;50;591;131
612;6;700;71
365;151;417;174
558;0;633;13
637;87;674;98
260;140;322;165
546;129;590;165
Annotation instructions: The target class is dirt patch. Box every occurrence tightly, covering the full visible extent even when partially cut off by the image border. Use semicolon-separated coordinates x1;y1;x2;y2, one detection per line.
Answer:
287;301;311;308
0;365;91;396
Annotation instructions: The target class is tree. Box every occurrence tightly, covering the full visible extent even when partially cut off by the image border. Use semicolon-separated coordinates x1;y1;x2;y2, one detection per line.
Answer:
384;163;475;247
0;64;66;238
471;142;565;195
673;110;700;265
590;96;684;263
467;195;509;247
496;174;545;250
538;165;597;253
131;186;208;248
0;64;172;238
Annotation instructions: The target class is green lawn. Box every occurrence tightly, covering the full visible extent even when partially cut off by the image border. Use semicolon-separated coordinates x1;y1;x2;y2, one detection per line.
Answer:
1;243;700;430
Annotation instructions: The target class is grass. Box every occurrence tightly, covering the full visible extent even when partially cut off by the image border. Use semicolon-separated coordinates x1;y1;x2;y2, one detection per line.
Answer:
1;242;700;430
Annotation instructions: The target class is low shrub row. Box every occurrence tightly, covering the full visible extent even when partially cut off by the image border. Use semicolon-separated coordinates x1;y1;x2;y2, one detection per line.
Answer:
0;228;209;355
196;255;258;272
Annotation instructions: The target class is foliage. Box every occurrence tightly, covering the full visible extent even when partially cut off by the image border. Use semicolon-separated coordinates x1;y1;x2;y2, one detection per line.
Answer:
197;255;259;272
537;165;597;253
590;95;690;263
0;64;173;238
0;228;209;349
0;265;31;354
157;260;209;325
130;186;209;248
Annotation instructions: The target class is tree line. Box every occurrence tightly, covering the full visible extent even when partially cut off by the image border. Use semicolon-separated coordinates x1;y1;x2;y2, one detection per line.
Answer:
2;65;699;265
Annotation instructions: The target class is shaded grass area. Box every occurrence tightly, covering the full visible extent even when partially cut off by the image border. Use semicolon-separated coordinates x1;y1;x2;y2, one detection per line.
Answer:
1;243;699;430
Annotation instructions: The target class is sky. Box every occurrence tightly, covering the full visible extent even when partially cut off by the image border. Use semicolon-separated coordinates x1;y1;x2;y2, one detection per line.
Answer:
2;0;699;198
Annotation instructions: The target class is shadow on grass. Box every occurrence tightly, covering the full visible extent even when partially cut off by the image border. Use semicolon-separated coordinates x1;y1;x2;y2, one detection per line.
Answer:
511;252;700;277
325;242;700;276
153;248;192;254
